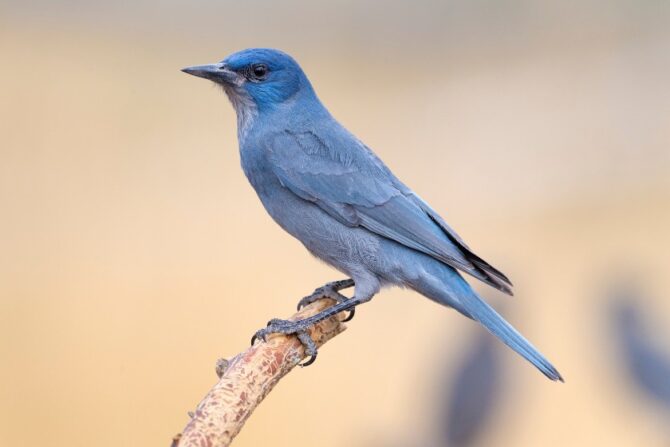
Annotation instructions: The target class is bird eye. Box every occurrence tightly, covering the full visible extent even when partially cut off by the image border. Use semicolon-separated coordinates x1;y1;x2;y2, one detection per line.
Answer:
249;63;268;80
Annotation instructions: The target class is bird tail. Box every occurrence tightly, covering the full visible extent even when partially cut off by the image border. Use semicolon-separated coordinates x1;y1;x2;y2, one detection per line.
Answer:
460;292;563;382
419;274;563;382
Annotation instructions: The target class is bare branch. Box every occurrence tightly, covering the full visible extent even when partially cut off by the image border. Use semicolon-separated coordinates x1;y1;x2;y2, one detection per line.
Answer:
175;298;347;447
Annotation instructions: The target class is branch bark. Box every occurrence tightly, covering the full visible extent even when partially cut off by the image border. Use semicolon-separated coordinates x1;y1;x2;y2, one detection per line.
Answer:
174;298;347;447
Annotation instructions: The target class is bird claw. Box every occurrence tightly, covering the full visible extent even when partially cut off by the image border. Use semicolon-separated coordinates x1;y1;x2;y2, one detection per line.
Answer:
341;307;355;322
250;331;263;346
296;331;318;366
297;279;356;321
250;280;356;366
250;318;319;367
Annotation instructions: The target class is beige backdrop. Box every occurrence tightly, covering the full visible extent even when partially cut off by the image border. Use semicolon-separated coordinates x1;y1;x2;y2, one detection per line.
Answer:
1;2;670;446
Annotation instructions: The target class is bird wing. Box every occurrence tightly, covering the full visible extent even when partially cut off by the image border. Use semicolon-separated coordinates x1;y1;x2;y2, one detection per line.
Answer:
267;129;513;294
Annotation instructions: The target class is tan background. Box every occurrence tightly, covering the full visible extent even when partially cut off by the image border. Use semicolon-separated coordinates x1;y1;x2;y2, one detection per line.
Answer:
1;1;670;446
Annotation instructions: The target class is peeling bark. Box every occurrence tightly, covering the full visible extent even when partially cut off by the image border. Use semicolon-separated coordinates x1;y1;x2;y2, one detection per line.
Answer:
175;298;347;447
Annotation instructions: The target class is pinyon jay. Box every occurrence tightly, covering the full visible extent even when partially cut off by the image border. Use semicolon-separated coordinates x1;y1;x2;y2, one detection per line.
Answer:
182;48;562;381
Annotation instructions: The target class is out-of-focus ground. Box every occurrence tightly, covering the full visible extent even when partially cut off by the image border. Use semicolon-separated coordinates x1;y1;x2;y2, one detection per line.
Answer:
1;1;669;446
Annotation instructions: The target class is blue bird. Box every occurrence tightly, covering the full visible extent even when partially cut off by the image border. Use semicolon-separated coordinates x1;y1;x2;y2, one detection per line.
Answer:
182;48;562;381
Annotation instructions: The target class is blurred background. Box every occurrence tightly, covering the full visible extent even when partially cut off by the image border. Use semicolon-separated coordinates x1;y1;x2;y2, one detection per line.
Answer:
1;1;669;446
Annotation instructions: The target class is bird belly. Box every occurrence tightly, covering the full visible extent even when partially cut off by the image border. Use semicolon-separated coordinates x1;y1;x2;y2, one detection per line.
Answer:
255;185;386;277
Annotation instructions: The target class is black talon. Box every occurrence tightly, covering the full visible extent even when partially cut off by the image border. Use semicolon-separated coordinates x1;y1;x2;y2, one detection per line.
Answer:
297;330;318;367
251;327;268;346
300;353;317;367
342;308;356;322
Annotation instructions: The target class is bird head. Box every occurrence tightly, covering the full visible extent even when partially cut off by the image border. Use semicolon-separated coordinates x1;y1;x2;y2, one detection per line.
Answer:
182;48;313;114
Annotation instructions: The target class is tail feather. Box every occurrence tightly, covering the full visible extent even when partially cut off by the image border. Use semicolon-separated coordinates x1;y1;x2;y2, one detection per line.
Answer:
455;290;563;382
403;251;562;381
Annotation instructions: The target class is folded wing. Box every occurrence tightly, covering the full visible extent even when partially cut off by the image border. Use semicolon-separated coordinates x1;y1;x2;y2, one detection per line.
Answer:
268;129;513;295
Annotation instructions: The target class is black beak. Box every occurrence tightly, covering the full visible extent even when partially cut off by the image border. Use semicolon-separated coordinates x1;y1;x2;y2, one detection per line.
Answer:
181;63;240;84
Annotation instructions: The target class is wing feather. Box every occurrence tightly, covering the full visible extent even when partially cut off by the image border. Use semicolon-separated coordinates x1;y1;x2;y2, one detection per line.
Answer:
268;129;513;294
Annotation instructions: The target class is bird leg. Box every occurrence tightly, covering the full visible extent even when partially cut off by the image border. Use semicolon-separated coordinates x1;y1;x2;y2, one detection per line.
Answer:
297;279;356;321
251;288;368;367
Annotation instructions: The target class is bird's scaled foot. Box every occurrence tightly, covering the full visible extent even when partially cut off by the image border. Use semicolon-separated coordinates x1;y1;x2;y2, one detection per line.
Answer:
251;318;319;366
297;279;356;322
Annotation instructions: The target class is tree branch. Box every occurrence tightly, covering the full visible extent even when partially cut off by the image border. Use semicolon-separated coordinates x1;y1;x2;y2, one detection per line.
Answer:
174;298;347;447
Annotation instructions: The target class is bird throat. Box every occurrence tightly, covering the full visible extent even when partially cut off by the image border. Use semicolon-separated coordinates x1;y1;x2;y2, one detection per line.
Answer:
221;84;258;142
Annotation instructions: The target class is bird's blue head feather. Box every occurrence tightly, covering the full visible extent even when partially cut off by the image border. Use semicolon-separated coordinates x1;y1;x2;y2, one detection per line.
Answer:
221;48;313;110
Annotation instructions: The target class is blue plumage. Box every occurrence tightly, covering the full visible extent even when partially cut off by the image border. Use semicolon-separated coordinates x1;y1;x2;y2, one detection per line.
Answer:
182;48;562;381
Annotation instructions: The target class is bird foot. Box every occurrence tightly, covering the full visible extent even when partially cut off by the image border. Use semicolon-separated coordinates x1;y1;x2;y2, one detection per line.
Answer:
250;279;357;367
297;279;356;321
251;318;319;366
